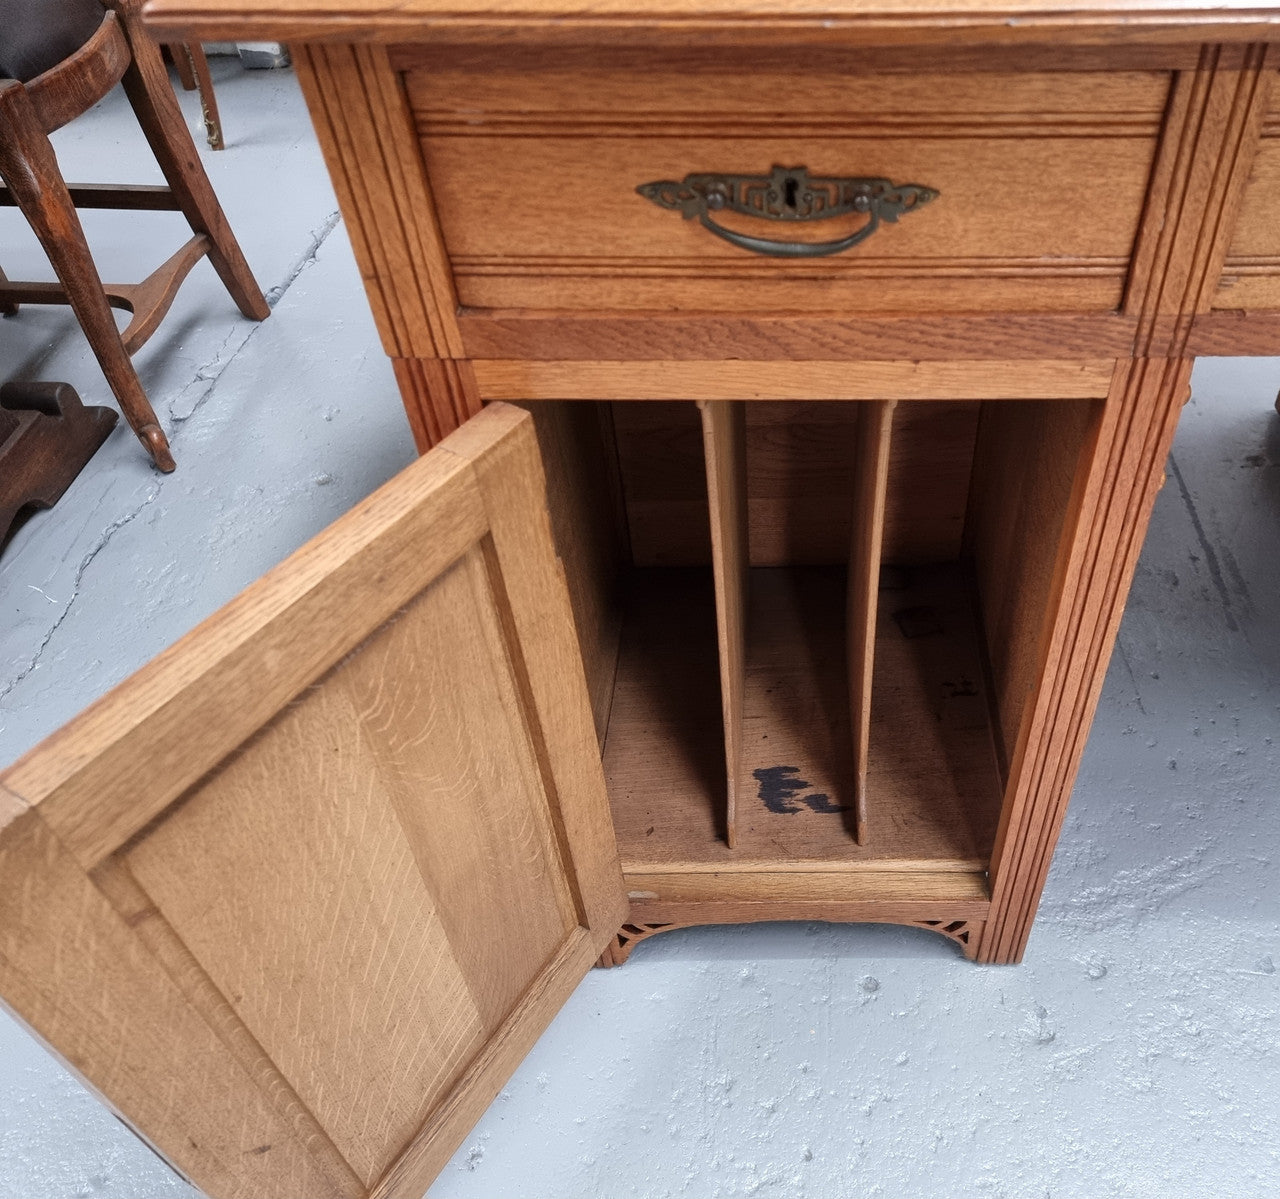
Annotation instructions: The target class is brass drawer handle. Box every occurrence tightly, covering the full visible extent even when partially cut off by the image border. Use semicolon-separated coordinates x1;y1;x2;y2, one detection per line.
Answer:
637;165;938;258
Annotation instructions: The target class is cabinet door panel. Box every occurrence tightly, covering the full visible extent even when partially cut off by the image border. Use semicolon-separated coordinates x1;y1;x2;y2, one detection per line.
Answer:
0;403;626;1199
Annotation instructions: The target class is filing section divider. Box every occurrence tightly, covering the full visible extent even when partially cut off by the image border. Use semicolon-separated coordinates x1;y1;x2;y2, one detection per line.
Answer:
847;401;896;845
698;400;750;849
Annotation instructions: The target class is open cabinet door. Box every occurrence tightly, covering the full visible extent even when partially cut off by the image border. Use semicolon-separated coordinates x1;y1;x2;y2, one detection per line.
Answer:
0;403;627;1199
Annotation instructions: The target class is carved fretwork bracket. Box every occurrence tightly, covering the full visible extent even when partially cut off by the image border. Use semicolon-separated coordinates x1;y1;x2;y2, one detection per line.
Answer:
597;917;986;966
596;922;694;967
908;919;981;959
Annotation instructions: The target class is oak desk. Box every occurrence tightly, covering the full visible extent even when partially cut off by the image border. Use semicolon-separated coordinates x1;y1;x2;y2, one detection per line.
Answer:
4;1;1280;1194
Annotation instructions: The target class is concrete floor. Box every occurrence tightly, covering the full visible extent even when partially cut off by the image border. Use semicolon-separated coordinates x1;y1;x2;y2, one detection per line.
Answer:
1;62;1278;1199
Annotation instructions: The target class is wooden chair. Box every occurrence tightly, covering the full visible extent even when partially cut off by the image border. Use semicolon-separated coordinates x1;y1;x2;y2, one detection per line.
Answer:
0;0;268;472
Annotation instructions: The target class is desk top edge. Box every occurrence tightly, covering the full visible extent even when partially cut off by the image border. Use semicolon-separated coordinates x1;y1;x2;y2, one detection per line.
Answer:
142;0;1280;44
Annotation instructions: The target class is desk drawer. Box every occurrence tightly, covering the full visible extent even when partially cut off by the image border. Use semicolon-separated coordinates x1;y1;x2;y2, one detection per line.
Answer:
405;63;1168;315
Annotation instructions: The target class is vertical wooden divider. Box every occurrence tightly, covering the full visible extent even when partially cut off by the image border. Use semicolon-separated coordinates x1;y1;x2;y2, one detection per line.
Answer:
698;400;749;849
848;400;897;845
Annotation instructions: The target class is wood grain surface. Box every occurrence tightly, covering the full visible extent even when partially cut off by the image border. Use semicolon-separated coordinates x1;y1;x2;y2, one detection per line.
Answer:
624;869;989;915
963;399;1100;775
848;401;895;846
699;401;750;849
408;63;1170;132
517;401;626;745
293;43;462;362
471;359;1118;401
1214;118;1280;309
980;47;1275;963
0;404;626;1198
143;0;1280;48
610;400;979;567
410;62;1161;313
455;312;1142;362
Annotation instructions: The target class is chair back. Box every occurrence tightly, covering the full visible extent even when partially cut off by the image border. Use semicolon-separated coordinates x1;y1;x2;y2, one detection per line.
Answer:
17;12;131;136
0;0;107;84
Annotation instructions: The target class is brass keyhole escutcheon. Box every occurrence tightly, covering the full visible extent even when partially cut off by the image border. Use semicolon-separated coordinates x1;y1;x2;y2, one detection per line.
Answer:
636;165;938;258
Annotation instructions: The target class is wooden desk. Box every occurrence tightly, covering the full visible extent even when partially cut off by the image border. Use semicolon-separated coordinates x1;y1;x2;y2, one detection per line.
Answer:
3;1;1280;1194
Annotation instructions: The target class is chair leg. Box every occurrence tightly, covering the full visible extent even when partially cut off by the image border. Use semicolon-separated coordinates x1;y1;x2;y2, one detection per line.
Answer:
183;44;224;152
0;81;174;472
110;0;267;320
0;264;19;315
164;43;198;91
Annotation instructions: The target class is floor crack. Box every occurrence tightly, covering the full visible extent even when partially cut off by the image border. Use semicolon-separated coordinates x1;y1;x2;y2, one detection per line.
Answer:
266;210;342;308
0;487;160;721
4;214;344;720
168;324;241;425
165;211;343;430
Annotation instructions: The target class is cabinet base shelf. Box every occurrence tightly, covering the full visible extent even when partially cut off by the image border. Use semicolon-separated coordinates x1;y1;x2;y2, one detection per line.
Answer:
610;865;990;964
603;563;1004;873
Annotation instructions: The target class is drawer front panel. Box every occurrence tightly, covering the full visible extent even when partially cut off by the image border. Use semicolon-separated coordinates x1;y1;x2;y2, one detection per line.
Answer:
409;66;1169;315
1215;89;1280;310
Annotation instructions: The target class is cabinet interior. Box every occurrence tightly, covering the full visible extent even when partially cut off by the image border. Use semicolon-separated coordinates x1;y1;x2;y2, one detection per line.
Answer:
523;396;1099;882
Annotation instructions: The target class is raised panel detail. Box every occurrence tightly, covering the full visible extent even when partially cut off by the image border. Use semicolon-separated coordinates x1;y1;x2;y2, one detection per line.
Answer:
1214;120;1280;309
125;548;577;1185
0;404;625;1199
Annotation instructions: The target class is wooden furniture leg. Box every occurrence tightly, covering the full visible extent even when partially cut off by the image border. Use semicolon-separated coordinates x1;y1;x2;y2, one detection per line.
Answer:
0;81;175;471
164;42;197;89
165;41;197;87
182;43;224;151
0;265;18;315
164;42;225;150
0;382;119;545
110;0;265;318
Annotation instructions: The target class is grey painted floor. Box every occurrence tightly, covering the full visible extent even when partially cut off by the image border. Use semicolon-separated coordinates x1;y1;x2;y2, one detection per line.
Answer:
1;63;1278;1199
